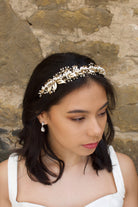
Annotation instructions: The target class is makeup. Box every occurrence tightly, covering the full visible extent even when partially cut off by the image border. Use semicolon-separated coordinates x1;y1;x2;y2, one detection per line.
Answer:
82;142;98;149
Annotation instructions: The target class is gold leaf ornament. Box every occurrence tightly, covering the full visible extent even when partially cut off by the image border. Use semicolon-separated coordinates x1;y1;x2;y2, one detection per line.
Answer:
38;63;106;97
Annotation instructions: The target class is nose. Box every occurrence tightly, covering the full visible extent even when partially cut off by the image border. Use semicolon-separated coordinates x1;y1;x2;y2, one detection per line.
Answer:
86;118;102;139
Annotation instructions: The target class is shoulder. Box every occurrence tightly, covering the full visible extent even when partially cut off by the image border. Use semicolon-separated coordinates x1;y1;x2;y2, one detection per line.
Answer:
116;152;137;179
115;152;138;206
109;146;137;177
0;159;11;206
116;152;138;197
0;159;8;186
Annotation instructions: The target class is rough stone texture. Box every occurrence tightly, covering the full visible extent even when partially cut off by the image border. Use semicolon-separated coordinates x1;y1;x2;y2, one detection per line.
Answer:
113;138;138;172
112;84;138;132
0;0;42;87
29;8;112;35
133;8;138;15
0;0;137;172
9;0;38;19
0;85;23;128
59;40;119;69
113;105;138;131
36;0;67;9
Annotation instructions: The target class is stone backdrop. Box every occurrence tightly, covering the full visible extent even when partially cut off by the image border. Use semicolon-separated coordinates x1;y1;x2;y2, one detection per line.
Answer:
0;0;138;171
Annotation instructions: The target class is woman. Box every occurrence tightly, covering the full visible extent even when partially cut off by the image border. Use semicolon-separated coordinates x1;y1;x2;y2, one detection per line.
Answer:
0;52;137;207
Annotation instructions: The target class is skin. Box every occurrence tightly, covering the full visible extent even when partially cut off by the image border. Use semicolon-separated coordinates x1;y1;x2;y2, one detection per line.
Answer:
39;80;108;166
0;80;137;207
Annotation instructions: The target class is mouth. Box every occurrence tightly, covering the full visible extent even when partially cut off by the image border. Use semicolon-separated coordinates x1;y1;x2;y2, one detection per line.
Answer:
82;142;98;149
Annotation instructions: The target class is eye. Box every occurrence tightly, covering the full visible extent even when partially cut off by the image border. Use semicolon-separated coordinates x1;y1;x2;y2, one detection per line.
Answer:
71;117;85;121
98;111;107;117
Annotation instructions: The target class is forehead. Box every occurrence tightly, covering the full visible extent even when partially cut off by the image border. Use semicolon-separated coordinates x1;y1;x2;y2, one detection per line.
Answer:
51;81;107;111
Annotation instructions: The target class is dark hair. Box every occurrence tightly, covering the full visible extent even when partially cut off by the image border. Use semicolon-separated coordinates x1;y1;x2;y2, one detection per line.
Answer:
16;52;116;185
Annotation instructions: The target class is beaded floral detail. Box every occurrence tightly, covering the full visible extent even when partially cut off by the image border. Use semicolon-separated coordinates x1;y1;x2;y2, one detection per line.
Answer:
38;63;106;97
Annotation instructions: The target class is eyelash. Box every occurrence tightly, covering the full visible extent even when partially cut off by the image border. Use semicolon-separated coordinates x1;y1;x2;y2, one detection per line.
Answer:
98;111;107;117
71;111;107;122
71;117;85;121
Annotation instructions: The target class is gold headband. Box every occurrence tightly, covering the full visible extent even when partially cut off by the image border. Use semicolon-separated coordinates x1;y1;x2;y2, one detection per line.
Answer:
38;63;106;97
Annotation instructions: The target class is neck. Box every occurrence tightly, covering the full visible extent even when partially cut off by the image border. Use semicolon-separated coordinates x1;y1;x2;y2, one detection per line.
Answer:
63;154;89;170
43;147;89;172
46;136;89;171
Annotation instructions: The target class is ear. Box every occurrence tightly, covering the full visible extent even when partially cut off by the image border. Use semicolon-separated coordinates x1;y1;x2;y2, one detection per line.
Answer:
37;111;48;125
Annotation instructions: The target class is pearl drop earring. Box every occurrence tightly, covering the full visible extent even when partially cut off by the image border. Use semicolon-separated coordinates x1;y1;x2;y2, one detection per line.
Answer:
41;122;45;132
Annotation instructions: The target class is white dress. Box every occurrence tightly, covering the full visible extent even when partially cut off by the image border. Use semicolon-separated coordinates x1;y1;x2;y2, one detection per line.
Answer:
8;146;125;207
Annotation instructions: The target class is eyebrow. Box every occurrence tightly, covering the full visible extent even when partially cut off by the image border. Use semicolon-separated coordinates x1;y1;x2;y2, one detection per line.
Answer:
67;101;109;114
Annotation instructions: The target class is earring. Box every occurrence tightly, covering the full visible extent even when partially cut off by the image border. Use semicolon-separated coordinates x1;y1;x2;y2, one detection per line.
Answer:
41;122;45;132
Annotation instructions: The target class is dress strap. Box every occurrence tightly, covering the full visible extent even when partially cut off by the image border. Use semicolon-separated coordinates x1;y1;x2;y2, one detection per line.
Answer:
8;153;18;204
108;145;125;198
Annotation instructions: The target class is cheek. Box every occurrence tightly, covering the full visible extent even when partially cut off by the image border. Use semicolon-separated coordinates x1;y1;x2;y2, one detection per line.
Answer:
48;117;72;136
98;115;107;129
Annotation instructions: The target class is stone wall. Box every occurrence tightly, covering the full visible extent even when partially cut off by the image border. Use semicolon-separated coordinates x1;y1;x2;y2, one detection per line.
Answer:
0;0;137;171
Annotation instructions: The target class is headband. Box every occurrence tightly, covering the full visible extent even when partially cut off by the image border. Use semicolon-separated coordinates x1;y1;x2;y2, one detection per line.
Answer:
38;63;106;97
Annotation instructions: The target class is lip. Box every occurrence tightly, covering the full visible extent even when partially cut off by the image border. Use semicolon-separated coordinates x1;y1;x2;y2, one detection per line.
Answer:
82;142;98;149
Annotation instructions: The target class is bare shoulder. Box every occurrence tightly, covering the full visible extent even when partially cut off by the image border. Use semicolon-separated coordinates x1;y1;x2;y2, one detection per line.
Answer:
0;159;11;206
0;159;8;184
115;152;138;206
116;152;137;178
117;153;137;196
